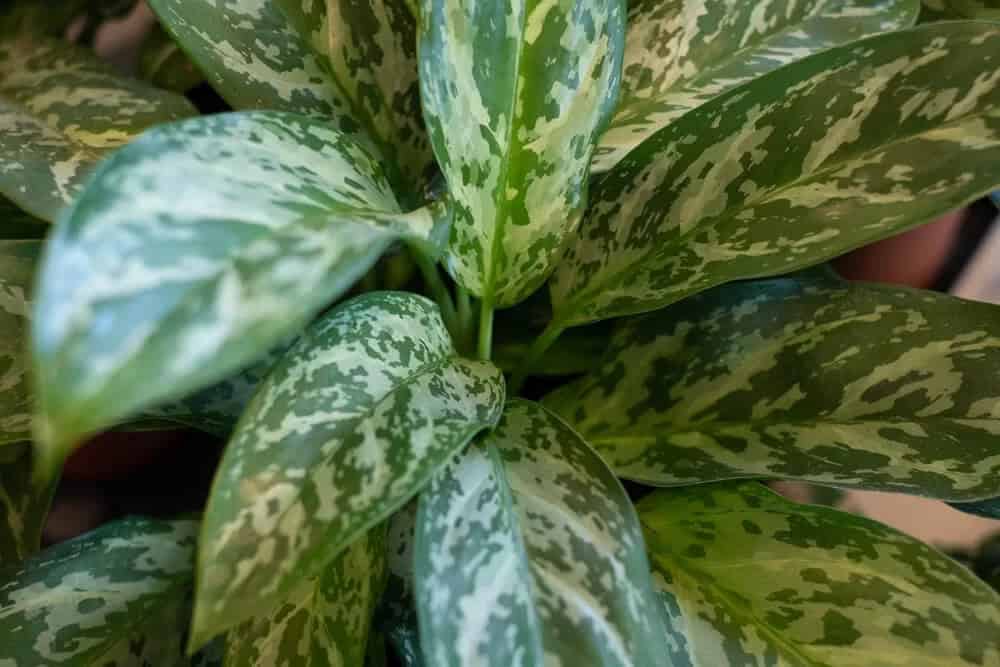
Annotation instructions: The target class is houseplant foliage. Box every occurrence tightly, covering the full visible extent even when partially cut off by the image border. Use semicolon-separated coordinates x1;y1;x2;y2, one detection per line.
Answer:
3;0;1000;664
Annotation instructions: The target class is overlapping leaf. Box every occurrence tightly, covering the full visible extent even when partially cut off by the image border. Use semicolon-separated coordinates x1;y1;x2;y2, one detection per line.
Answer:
32;111;441;478
0;517;197;665
420;0;626;307
378;503;425;667
0;445;52;564
0;36;195;222
276;0;433;198
639;482;1000;665
547;273;1000;500
415;399;667;667
192;292;504;647
551;21;1000;328
594;0;918;171
223;525;387;666
0;240;40;448
140;24;204;94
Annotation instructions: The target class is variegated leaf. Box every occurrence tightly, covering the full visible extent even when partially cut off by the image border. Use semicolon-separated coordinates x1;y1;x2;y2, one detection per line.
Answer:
0;240;40;449
950;497;1000;519
639;482;1000;666
32;111;440;479
551;22;1000;328
276;0;434;200
546;273;1000;500
223;524;387;666
420;0;626;307
415;399;667;667
0;445;53;564
594;0;918;171
192;292;505;647
0;35;196;222
0;517;197;666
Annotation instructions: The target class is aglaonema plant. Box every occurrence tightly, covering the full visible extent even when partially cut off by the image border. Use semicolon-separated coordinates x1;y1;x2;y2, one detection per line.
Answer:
2;0;1000;664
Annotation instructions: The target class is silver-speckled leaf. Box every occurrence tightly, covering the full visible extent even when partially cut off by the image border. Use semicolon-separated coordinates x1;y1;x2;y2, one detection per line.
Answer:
415;399;667;667
420;0;626;307
32;111;439;478
0;241;38;449
639;482;1000;666
192;292;504;647
0;445;52;564
0;516;197;665
594;0;918;171
223;524;387;666
276;0;433;200
0;35;196;222
552;22;1000;328
547;273;1000;500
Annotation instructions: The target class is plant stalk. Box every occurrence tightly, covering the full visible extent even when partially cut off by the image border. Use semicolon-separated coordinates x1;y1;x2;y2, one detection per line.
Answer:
411;246;458;333
509;321;565;394
477;298;494;361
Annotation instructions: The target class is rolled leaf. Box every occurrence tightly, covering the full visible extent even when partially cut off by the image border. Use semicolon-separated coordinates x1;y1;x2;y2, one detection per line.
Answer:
551;21;1000;327
0;35;196;222
32;111;439;478
547;273;1000;500
419;0;626;307
595;0;918;171
0;445;53;563
415;399;667;667
223;524;387;666
639;482;1000;666
192;292;504;646
0;517;197;665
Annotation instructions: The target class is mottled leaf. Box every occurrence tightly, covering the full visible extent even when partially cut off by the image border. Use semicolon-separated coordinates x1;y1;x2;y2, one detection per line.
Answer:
276;0;434;199
415;399;667;666
639;482;1000;666
552;22;1000;327
420;0;626;307
0;517;197;665
950;496;1000;519
547;273;1000;500
595;0;918;171
192;292;504;646
0;445;53;564
0;240;40;448
0;35;196;222
223;524;387;666
32;111;439;478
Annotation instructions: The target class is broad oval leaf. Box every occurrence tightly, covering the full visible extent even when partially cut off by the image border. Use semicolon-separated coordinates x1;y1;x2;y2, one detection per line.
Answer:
223;524;387;666
0;516;197;665
420;0;626;307
0;240;40;448
639;482;1000;666
32;111;439;477
0;445;52;564
415;399;667;667
552;21;1000;328
547;273;1000;500
594;0;918;171
192;292;504;646
0;35;196;222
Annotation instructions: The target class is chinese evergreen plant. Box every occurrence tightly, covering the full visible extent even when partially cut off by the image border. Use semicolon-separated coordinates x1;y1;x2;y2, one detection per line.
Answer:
3;0;1000;664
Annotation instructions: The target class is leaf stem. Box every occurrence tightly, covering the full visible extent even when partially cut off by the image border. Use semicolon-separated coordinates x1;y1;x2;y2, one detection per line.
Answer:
510;321;565;395
411;246;458;333
478;298;494;361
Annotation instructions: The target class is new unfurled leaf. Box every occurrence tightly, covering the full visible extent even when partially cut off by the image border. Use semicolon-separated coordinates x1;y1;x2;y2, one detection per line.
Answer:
420;0;626;307
639;482;1000;665
32;111;440;477
0;445;52;563
223;524;387;666
276;0;433;198
552;21;1000;327
547;273;1000;500
192;292;504;646
595;0;918;171
0;240;39;448
0;517;197;665
0;36;195;222
415;399;667;667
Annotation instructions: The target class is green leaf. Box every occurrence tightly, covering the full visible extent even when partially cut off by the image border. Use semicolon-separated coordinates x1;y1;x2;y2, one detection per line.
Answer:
415;399;667;667
921;0;1000;20
950;497;1000;519
192;291;504;647
378;503;425;667
0;197;48;240
0;516;197;665
0;241;38;449
594;0;919;171
0;35;196;222
551;21;1000;328
638;482;1000;666
140;23;204;94
275;0;434;199
0;445;53;564
32;111;440;478
419;0;626;307
223;524;387;666
546;272;1000;500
